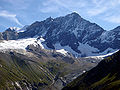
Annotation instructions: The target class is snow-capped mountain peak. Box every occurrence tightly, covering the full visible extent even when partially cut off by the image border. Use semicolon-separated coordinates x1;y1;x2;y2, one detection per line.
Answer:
9;27;21;31
0;12;120;57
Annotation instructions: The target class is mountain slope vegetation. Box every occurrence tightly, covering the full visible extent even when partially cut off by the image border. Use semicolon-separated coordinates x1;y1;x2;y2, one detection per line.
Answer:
63;50;120;90
0;45;97;90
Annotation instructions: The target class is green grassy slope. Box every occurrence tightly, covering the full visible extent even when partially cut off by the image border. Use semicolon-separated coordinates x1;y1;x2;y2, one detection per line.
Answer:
0;45;97;90
63;50;120;90
0;52;55;90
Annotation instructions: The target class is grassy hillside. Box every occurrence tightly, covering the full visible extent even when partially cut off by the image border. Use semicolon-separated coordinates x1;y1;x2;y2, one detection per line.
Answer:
0;52;54;89
0;45;96;90
63;50;120;90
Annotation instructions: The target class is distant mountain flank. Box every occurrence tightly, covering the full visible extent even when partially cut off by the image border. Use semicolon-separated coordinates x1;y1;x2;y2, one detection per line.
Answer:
0;12;119;57
63;50;120;90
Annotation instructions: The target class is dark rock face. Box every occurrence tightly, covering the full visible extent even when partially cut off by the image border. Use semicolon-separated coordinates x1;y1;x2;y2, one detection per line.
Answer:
0;32;3;40
62;50;120;90
89;27;120;52
18;12;106;54
26;44;75;64
0;28;18;40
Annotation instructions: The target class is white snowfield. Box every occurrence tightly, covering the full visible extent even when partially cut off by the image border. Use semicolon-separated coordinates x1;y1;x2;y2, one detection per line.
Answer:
10;26;29;33
0;38;118;58
0;38;69;56
85;50;119;59
56;49;68;55
53;43;118;58
0;38;44;50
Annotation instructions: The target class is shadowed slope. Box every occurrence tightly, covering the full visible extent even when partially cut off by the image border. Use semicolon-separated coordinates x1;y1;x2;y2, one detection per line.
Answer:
63;50;120;90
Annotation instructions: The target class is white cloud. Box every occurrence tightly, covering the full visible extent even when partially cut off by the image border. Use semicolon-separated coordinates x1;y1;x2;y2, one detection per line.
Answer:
104;15;120;24
2;0;28;10
0;24;7;28
87;0;120;16
87;7;107;16
1;0;120;30
40;0;120;17
40;5;59;13
0;10;23;26
40;0;87;13
40;0;120;26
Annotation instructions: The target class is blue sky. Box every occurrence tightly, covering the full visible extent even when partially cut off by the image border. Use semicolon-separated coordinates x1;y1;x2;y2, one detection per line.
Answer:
0;0;120;32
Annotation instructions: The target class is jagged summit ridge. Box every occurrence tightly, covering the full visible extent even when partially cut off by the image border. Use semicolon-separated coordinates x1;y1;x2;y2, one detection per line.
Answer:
0;12;119;57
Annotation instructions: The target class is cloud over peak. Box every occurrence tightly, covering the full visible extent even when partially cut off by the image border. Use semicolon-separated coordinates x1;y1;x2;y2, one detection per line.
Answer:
0;10;23;26
0;0;120;31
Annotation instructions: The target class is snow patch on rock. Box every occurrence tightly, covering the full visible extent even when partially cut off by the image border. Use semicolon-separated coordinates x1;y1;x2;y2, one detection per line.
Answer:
0;38;45;50
56;49;68;56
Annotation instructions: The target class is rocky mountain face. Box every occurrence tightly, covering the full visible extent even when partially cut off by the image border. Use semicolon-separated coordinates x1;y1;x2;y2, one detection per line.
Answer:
0;28;18;40
89;26;120;52
18;13;106;57
0;26;28;40
0;12;119;57
63;50;120;90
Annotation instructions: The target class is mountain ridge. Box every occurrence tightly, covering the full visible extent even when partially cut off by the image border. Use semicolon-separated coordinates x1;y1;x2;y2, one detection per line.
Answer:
0;12;119;57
